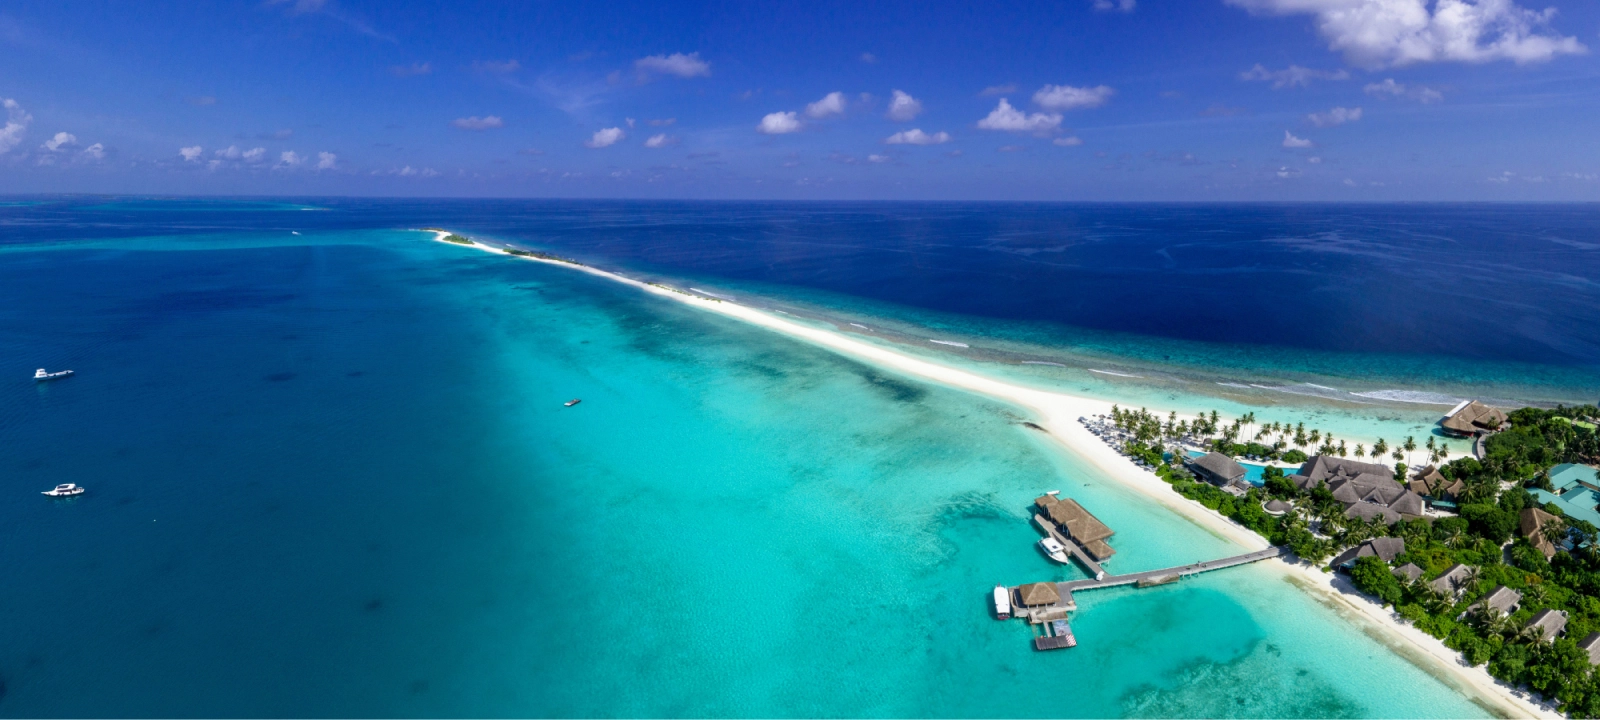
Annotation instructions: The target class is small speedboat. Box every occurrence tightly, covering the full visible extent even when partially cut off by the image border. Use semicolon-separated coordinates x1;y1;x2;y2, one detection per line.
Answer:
34;368;74;381
564;399;581;407
1038;536;1071;564
43;483;84;497
992;584;1012;620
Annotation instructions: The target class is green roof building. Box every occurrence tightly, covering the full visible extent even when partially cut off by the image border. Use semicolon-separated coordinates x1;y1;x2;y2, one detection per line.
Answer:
1531;464;1600;529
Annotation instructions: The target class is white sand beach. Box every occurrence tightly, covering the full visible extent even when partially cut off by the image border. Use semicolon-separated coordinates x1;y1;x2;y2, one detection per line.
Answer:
431;229;1551;719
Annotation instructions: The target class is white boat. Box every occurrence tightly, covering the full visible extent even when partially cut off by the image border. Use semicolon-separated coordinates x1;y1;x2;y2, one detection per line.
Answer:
992;584;1011;620
42;483;84;497
34;368;74;381
564;398;581;407
1038;536;1071;564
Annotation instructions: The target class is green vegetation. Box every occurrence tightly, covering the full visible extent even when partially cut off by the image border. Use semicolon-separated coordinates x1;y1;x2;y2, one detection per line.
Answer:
441;233;473;245
505;248;585;265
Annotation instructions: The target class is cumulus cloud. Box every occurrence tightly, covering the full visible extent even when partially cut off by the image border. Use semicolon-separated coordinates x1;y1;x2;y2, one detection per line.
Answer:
1033;84;1114;111
1283;130;1314;148
634;52;711;78
867;154;891;163
1225;0;1586;68
1277;166;1302;178
1053;136;1085;146
805;91;847;118
886;90;923;121
1239;64;1350;88
0;98;32;154
215;146;242;160
644;133;677;148
1364;78;1445;102
976;99;1062;134
757;111;803;134
1307;106;1363;126
243;147;267;162
451;115;504;130
390;62;431;77
316;151;337;169
80;143;104;160
884;128;952;145
278;150;304;166
1092;0;1136;10
179;145;203;161
42;131;76;152
586;127;624;148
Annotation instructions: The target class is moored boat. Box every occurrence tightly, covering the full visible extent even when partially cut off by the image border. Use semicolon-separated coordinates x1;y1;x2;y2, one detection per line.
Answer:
42;483;84;497
34;368;74;381
564;398;581;407
1038;536;1071;564
992;584;1011;620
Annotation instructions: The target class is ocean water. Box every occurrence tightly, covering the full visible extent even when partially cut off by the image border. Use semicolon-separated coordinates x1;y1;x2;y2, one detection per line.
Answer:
0;204;1499;717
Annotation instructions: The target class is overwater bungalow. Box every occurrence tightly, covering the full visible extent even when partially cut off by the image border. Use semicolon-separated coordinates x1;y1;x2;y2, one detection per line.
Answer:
1014;582;1061;607
1439;400;1508;437
1035;494;1116;561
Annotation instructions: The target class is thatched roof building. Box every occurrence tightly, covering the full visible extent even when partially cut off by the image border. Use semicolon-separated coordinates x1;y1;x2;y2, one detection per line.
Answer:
1429;564;1475;598
1014;582;1060;607
1468;585;1522;617
1187;452;1247;487
1409;465;1466;506
1035;495;1114;543
1527;609;1568;643
1262;499;1293;516
1519;507;1562;559
1392;563;1424;583
1330;537;1406;570
1580;632;1600;665
1291;455;1424;526
1440;400;1507;437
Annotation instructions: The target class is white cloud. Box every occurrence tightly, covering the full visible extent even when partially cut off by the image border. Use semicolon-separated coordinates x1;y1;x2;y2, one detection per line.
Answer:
216;145;243;160
976;98;1062;134
179;145;203;161
243;147;267;162
886;90;923;121
0;98;32;154
1364;78;1445;102
1053;136;1084;146
42;131;76;151
278;150;303;166
1092;0;1136;10
644;133;677;148
80;143;104;160
1225;0;1586;68
1307;106;1363;127
421;168;439;177
317;151;337;169
1308;156;1323;163
757;111;803;134
884;128;952;145
634;52;711;78
805;91;847;118
1277;166;1302;178
452;115;503;130
1239;64;1350;88
586;127;624;148
867;154;890;163
1032;84;1114;110
1344;178;1359;186
399;165;418;176
1283;130;1313;148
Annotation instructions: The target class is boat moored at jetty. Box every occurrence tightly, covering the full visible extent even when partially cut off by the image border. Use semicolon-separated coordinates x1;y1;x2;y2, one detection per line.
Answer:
43;483;84;497
992;584;1011;620
1037;536;1071;564
34;368;74;381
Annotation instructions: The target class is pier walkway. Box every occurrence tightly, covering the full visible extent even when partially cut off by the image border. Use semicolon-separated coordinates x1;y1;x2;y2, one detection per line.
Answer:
1056;546;1283;594
1032;514;1106;579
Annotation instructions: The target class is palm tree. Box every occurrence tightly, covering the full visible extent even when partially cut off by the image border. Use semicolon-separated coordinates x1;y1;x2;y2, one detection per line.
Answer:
1392;449;1404;464
1444;525;1467;549
1373;438;1389;458
1541;519;1568;549
1309;429;1322;446
1403;436;1418;466
1337;440;1348;457
1438;444;1450;462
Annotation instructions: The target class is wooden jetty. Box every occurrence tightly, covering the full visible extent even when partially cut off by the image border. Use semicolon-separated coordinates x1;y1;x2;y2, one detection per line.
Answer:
1032;513;1106;580
1033;619;1077;651
1055;546;1283;594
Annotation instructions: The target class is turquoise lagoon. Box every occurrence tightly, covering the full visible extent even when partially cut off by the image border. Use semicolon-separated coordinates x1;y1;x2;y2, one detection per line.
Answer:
0;228;1495;716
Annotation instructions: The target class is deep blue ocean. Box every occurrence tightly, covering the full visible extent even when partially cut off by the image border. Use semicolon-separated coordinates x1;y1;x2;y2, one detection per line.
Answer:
1;197;1592;717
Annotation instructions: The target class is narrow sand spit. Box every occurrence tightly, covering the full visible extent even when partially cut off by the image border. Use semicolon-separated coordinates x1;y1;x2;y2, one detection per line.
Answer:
431;230;1552;719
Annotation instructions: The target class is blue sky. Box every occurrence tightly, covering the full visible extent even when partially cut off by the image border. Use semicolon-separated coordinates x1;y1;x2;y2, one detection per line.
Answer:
3;0;1599;200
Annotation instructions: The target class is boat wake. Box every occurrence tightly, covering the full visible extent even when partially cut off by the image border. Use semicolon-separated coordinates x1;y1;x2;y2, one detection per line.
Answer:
929;339;970;348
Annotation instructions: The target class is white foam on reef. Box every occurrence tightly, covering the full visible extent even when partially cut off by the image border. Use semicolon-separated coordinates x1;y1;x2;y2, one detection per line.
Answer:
1022;361;1066;367
929;339;969;348
1089;368;1143;378
1349;389;1465;406
849;323;871;330
1216;382;1252;388
689;288;735;300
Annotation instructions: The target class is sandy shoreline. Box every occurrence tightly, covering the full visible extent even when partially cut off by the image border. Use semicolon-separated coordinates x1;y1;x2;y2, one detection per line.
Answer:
430;230;1550;719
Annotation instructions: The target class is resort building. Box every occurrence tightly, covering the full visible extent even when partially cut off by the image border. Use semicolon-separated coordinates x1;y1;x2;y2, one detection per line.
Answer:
1408;465;1465;509
1290;456;1426;525
1519;507;1563;559
1438;400;1508;437
1034;494;1117;561
1580;632;1600;666
1429;564;1475;599
1466;585;1522;618
1529;464;1600;530
1392;563;1424;584
1330;537;1406;571
1186;452;1247;490
1262;499;1292;517
1014;582;1060;607
1527;609;1569;643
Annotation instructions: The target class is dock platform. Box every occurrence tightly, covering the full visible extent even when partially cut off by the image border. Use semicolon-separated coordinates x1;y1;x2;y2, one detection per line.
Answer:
1055;546;1283;594
1032;513;1105;579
